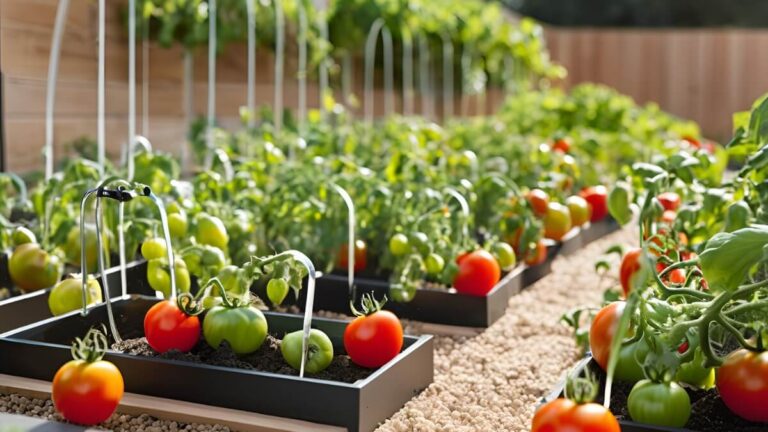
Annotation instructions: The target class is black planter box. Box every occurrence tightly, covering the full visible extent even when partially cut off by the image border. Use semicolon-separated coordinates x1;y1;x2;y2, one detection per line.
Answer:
540;356;764;432
254;245;559;328
0;296;434;432
0;258;153;334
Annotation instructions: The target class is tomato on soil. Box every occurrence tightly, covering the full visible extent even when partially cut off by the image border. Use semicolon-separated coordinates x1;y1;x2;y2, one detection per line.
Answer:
344;295;403;368
532;398;619;432
453;249;501;296
144;299;200;353
716;349;768;422
526;189;550;217
580;186;608;222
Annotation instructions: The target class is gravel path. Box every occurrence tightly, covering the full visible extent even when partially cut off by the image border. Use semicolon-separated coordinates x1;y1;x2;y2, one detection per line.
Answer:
0;227;633;432
377;226;634;432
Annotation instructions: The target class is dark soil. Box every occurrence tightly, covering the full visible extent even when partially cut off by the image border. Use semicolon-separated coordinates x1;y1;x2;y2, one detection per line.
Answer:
112;334;373;384
600;376;766;432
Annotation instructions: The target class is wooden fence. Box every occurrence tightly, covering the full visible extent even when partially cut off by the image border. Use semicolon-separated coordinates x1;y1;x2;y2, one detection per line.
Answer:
3;1;768;173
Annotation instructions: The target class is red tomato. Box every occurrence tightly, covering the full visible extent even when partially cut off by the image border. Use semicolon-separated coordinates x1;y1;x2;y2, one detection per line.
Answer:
552;137;571;153
532;398;620;432
657;192;681;212
526;189;550;217
619;248;643;296
524;239;548;266
144;300;200;353
716;349;768;422
336;240;368;272
661;210;676;224
453;250;501;296
667;268;686;285
53;360;124;425
580;186;608;222
590;302;625;370
344;309;403;368
456;251;472;265
683;136;702;149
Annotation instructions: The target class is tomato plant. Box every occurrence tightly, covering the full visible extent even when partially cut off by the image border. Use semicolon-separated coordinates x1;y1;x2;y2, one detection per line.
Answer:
344;294;403;368
52;328;124;426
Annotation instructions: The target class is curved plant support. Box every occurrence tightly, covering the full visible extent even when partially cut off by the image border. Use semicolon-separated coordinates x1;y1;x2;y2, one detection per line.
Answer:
297;2;308;137
97;0;106;177
273;0;285;134
283;250;317;378
331;183;356;297
317;11;329;121
204;0;218;171
363;19;394;124
444;187;470;245
44;0;70;181
401;27;414;116
127;0;137;180
245;0;256;129
212;148;234;182
142;16;150;138
417;33;433;120
439;31;454;120
181;50;194;173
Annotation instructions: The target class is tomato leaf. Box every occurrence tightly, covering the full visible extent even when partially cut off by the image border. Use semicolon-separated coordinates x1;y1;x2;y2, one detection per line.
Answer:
699;225;768;292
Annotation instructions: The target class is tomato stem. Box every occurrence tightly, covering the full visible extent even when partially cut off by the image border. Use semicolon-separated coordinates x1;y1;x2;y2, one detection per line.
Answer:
71;327;109;363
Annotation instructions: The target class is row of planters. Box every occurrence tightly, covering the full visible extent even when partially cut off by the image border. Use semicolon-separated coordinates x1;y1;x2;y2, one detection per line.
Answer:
534;94;768;431
0;85;717;431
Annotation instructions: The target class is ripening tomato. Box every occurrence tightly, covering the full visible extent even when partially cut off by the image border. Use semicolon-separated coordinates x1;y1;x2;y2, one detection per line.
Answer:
144;299;200;353
532;398;620;432
682;136;701;149
619;248;643;296
524;239;548;266
336;240;367;272
580;186;608;222
566;195;591;227
667;268;686;285
716;349;768;422
543;202;573;242
52;329;124;426
661;210;676;224
453;250;501;296
657;192;681;212
590;302;624;371
552;137;571;153
344;295;403;368
526;189;550;217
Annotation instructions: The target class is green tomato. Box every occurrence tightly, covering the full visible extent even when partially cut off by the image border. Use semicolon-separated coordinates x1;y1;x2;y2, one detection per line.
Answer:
65;224;109;273
676;347;716;389
9;243;63;293
628;380;691;428
11;227;36;246
389;234;410;256
615;339;650;383
218;265;247;297
267;278;289;305
491;242;516;270
141;238;168;261
48;276;102;316
147;257;191;299
280;329;334;374
409;232;430;256
196;214;229;252
203;304;268;355
424;253;445;275
199;246;227;272
168;212;188;239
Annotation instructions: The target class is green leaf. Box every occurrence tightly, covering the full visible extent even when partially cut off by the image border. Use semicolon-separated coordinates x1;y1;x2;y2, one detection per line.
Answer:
699;225;768;292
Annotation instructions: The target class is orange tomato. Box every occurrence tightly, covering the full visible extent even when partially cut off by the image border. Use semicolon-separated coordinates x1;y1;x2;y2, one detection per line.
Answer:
53;359;124;425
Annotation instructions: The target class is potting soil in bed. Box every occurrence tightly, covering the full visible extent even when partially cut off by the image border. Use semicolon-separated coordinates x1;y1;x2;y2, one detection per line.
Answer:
3;226;752;431
112;334;372;383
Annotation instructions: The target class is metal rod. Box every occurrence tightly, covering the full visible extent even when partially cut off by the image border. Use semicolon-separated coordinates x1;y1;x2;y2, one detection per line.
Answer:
44;0;70;180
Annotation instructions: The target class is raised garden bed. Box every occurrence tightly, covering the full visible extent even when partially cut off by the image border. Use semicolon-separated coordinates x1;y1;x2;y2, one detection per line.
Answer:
0;257;152;335
540;356;766;432
0;296;433;432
